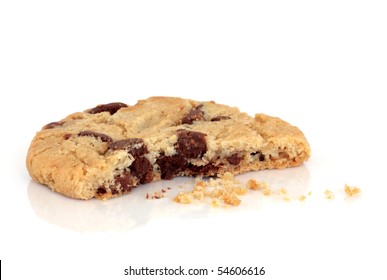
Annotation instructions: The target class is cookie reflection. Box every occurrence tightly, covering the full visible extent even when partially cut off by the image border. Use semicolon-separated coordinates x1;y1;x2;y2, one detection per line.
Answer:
27;178;210;232
28;165;310;232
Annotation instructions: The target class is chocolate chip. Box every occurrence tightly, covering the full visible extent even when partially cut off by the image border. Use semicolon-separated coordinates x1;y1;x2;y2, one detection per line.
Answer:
211;116;231;122
251;151;265;161
157;155;188;180
188;163;219;176
182;105;205;124
43;121;64;129
107;138;148;157
177;130;207;159
130;157;153;184
78;131;113;142
63;133;72;140
140;171;154;184
96;187;107;195
227;154;243;165
88;102;128;115
114;171;135;193
110;186;119;195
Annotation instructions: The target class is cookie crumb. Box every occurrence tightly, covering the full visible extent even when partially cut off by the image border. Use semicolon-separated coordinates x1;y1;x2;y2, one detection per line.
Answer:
153;192;164;199
173;172;247;207
263;188;272;196
246;179;269;191
146;188;171;199
344;184;361;197
282;196;291;202
324;189;335;199
246;179;272;196
222;194;241;206
173;192;193;204
211;198;221;208
279;188;288;195
233;186;248;195
298;195;306;201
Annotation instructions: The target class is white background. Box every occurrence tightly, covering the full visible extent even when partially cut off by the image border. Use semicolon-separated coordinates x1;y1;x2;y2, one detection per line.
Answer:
1;1;387;279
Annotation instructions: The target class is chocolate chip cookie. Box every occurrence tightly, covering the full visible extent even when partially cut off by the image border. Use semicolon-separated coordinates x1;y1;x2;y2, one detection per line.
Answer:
26;97;311;200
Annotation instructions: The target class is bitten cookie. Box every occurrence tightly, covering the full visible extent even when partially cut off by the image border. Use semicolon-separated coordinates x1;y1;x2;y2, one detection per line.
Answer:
26;97;311;200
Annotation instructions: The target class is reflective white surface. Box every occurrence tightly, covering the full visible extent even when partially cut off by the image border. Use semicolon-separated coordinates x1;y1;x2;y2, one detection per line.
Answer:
27;166;311;233
1;1;387;279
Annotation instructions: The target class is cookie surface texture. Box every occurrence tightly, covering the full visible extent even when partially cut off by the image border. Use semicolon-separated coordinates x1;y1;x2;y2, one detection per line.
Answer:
26;97;311;200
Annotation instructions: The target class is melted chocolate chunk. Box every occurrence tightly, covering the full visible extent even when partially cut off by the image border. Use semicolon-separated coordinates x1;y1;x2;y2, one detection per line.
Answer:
188;163;219;176
110;186;119;195
96;187;107;195
141;172;154;184
43;121;64;129
211;116;231;122
78;131;113;142
157;155;188;180
182;105;205;124
130;157;153;184
115;171;135;193
227;154;243;165
63;133;72;140
88;102;128;115
177;130;207;159
107;138;148;157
